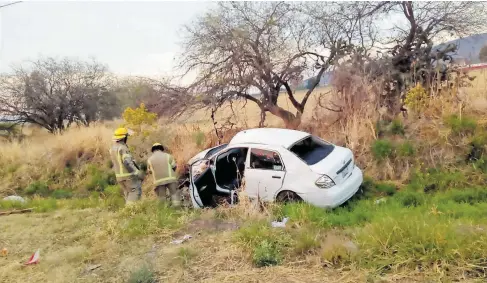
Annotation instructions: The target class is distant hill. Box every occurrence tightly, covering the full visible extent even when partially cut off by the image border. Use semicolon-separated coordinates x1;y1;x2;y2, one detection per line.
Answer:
434;33;487;64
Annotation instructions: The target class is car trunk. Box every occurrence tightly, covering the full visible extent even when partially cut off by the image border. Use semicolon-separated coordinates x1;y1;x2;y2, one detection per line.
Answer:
308;146;354;185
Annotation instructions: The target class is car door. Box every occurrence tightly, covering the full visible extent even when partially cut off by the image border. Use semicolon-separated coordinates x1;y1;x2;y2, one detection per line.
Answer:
245;147;286;202
189;159;218;208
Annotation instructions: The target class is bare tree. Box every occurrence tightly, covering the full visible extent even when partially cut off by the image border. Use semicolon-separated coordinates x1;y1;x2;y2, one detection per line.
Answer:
178;1;366;128
0;57;116;133
373;1;487;112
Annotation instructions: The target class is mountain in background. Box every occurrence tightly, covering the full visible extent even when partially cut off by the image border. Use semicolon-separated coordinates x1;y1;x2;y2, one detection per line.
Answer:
433;33;487;64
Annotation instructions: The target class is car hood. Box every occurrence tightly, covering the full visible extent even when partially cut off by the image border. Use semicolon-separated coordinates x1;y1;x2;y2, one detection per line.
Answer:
308;145;355;185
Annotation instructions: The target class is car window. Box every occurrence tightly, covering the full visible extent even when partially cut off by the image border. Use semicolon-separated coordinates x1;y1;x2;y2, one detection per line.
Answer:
250;148;284;171
205;144;228;159
289;136;334;165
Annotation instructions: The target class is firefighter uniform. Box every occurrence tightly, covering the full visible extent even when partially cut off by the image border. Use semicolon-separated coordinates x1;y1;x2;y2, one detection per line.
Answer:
147;143;180;207
109;128;143;204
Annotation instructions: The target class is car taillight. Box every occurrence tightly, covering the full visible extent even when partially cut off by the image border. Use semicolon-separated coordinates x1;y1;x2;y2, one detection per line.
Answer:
315;175;335;189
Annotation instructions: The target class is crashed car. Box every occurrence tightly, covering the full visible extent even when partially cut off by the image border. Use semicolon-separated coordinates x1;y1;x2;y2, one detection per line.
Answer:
188;128;363;209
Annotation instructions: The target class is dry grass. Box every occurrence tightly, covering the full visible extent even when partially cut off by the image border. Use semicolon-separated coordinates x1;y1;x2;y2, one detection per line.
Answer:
1;69;487;282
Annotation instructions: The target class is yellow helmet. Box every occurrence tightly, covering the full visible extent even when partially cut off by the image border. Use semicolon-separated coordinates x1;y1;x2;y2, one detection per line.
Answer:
113;127;130;141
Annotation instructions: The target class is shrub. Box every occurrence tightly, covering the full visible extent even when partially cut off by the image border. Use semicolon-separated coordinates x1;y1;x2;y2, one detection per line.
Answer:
409;168;468;193
85;165;116;192
397;141;415;157
441;188;487;205
127;265;156;283
444;114;477;136
404;83;428;112
371;139;394;161
375;182;397;196
389;119;405;136
25;181;50;197
394;190;425;207
252;239;282;267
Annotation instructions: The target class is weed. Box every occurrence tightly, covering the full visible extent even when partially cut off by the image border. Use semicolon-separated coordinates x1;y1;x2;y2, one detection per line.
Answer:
103;185;121;197
127;265;156;283
252;239;282;267
397;141;415;157
371;139;394;161
439;188;487;205
25;181;50;197
192;130;206;147
31;198;58;212
375;182;397;196
394;190;425;207
51;189;73;199
389;119;405;136
176;247;197;266
444;114;477;136
85;165;116;192
293;229;321;255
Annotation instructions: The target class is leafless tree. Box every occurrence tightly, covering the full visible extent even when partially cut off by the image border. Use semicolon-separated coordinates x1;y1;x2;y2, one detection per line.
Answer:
0;57;116;133
178;1;371;128
373;1;487;113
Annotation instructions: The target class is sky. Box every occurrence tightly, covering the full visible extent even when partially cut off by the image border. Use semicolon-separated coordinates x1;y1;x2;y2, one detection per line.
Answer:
0;1;213;77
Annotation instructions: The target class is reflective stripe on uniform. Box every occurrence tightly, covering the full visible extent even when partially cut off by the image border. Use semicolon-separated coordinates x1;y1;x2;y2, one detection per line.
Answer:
115;147;136;179
149;157;177;186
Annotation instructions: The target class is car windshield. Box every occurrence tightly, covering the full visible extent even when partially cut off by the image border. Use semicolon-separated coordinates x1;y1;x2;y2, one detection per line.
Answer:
289;136;334;165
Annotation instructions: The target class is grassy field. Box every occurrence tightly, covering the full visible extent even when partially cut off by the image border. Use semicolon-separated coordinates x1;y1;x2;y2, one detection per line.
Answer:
1;69;487;282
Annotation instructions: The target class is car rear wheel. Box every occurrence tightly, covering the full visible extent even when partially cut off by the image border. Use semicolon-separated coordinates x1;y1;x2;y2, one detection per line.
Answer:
276;190;302;204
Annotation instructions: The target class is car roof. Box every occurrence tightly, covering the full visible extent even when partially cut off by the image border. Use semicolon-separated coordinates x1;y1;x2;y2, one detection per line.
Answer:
229;128;310;148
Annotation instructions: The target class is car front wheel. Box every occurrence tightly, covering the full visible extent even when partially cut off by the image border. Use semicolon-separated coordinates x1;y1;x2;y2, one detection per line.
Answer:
276;190;302;204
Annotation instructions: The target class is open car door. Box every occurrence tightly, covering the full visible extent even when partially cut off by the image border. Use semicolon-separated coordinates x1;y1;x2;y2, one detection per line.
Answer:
189;159;217;208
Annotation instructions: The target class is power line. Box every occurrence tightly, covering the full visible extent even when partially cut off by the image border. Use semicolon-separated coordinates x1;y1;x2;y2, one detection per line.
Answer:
0;1;22;9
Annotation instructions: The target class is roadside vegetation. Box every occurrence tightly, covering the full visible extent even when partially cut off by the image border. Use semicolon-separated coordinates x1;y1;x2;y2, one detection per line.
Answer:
2;1;487;282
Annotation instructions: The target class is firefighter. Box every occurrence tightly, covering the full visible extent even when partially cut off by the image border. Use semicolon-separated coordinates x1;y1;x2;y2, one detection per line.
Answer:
109;128;144;205
147;143;181;207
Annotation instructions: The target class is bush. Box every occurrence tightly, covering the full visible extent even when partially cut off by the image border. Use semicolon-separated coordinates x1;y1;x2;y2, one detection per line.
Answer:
389;119;405;136
252;239;282;267
375;182;397;196
408;168;468;193
444;114;477;136
441;188;487;205
85;165;116;192
395;190;425;207
404;83;428;112
397;141;415;157
25;181;50;197
371;139;394;161
127;265;156;283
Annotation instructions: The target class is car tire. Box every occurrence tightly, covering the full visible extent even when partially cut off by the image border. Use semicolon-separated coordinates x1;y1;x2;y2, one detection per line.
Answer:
276;190;302;204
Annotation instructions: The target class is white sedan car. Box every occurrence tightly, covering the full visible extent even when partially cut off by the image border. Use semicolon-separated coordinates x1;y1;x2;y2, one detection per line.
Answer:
188;128;363;209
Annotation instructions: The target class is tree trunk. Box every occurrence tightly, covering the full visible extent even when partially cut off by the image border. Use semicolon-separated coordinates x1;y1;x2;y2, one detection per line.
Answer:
267;105;302;129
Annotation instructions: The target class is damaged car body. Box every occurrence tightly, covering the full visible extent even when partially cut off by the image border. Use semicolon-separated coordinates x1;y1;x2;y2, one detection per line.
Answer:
188;128;363;209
